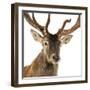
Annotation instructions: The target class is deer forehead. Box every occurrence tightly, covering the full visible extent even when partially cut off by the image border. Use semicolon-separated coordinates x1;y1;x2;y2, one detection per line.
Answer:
43;34;61;46
44;34;58;41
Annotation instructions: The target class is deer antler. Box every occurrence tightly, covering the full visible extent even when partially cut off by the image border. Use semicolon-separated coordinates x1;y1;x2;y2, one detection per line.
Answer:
24;12;50;35
57;19;71;34
57;15;80;36
45;14;50;29
32;13;44;30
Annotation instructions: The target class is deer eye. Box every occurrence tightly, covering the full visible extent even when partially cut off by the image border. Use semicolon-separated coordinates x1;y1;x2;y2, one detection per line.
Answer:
44;41;48;46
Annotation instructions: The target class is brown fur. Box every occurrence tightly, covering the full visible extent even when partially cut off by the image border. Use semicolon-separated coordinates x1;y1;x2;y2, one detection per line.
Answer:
24;50;58;77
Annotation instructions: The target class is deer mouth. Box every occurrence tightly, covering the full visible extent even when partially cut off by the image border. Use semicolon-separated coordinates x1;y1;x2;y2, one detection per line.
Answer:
53;58;60;64
53;56;60;62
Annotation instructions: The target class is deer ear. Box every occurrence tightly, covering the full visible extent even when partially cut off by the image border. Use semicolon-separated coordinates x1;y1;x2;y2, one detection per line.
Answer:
31;29;43;43
60;35;73;44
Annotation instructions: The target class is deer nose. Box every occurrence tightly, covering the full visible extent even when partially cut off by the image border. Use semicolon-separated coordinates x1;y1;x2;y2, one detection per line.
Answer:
52;54;60;61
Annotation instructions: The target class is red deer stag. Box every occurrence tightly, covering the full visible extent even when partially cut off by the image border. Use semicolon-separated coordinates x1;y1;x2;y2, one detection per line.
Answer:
24;12;80;77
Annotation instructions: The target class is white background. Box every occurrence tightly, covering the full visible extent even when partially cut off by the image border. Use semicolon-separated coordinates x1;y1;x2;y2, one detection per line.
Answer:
24;13;81;77
0;0;89;90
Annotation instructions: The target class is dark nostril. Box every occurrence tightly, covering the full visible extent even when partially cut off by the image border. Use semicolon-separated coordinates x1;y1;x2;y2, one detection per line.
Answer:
53;55;59;60
53;56;55;59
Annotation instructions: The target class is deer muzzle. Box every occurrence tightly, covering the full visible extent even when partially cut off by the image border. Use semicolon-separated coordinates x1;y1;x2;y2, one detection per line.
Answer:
50;53;60;63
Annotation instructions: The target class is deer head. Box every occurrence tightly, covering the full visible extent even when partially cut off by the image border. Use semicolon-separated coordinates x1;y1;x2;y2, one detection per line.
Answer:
24;12;80;64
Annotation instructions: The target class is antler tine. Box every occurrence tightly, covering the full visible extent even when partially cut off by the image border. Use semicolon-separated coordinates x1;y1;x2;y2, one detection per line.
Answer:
32;13;44;30
57;19;71;35
24;12;37;29
60;15;80;36
45;14;50;29
41;13;51;35
60;19;71;30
